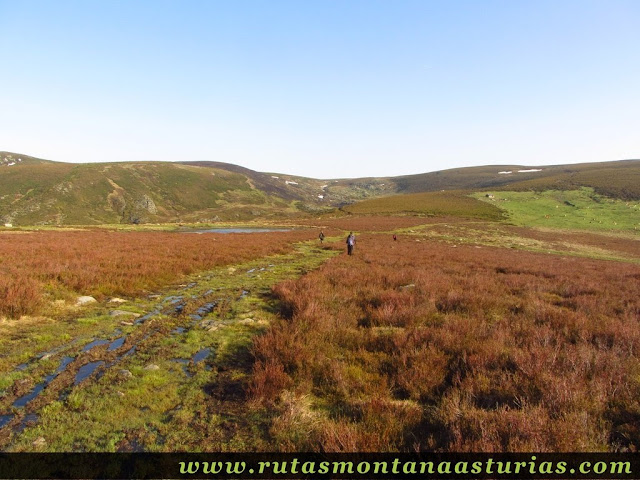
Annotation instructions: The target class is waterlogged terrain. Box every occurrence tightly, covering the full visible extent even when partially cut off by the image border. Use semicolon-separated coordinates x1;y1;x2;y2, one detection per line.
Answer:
1;217;639;452
0;240;339;451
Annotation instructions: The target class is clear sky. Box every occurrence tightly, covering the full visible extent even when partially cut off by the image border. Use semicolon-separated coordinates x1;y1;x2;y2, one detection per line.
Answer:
1;0;638;178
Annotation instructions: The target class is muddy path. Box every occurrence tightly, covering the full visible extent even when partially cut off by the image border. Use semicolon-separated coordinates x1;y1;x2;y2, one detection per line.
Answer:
0;241;338;451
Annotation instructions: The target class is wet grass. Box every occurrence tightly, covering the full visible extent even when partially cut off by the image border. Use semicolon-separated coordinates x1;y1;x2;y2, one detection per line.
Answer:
1;240;339;451
2;216;639;452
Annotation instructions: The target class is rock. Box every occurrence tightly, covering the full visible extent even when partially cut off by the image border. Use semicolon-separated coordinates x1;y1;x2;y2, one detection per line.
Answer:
116;391;125;397
32;437;46;448
76;296;97;306
109;310;141;318
120;321;134;326
238;318;256;325
109;298;127;304
144;364;160;371
118;369;133;379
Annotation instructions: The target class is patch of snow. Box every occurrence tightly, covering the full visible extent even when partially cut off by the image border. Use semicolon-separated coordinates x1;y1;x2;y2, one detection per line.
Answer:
517;169;542;173
285;180;298;185
271;176;279;179
7;162;15;166
498;171;512;175
318;195;324;199
321;184;328;189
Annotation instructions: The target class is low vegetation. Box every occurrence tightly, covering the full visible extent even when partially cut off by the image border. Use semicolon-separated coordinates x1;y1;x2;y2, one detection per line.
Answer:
475;188;640;232
0;229;317;319
251;233;640;451
343;191;504;220
1;206;639;453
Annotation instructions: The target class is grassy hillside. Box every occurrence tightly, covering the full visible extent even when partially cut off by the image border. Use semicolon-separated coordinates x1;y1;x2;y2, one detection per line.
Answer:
1;151;638;225
0;158;320;225
474;188;640;232
343;191;505;220
394;160;640;200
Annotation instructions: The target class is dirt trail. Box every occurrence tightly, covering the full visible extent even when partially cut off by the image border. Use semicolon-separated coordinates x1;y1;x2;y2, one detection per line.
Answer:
0;241;338;451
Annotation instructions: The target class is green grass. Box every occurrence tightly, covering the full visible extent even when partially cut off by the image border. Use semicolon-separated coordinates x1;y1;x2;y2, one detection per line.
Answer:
3;240;340;451
474;188;640;232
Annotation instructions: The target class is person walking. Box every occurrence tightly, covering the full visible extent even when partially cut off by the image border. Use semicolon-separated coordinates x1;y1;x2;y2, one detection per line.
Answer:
319;231;325;244
346;232;355;255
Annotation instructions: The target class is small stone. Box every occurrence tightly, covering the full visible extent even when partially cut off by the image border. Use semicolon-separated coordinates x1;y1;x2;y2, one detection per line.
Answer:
109;310;141;318
119;369;133;378
120;321;134;326
109;298;127;304
144;364;160;371
76;296;97;306
116;391;125;397
32;437;46;448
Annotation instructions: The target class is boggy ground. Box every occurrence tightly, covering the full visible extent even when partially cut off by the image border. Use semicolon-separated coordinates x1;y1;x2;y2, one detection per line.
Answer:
1;217;639;452
0;240;339;451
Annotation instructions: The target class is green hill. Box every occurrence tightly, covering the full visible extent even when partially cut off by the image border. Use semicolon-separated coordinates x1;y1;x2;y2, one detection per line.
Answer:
1;150;638;225
394;160;640;200
343;190;504;220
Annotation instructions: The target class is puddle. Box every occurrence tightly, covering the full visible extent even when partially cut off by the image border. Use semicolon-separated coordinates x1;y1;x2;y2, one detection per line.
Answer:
16;363;28;371
135;309;160;325
121;347;136;359
192;348;211;364
82;339;109;353
164;296;183;305
15;413;39;433
171;359;192;377
0;414;14;428
74;361;105;385
55;356;75;374
108;336;126;352
172;327;186;334
247;268;256;274
13;355;76;408
13;383;47;408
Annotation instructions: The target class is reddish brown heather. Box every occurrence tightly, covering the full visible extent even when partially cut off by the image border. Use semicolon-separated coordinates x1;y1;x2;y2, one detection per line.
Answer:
0;229;315;318
251;234;640;452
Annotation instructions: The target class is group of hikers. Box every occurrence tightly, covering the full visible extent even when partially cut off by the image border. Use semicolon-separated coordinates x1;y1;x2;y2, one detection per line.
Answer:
318;230;397;255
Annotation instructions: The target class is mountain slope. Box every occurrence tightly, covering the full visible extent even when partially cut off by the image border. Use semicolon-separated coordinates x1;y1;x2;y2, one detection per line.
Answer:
1;151;638;225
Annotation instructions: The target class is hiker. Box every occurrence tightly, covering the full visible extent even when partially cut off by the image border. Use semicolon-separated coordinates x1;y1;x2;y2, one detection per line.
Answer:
393;234;397;241
346;232;356;255
319;231;325;243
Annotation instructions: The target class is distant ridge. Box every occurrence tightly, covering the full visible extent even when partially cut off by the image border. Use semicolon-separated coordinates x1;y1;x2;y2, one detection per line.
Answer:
1;150;638;225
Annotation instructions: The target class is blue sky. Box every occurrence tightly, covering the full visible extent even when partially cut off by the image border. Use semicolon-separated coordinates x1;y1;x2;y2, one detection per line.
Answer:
1;0;638;178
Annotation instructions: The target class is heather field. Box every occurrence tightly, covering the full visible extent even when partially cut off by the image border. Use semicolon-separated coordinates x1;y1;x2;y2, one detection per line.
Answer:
0;218;639;452
251;234;640;451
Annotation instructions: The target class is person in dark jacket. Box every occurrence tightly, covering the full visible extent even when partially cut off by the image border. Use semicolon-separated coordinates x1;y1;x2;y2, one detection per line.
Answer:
346;232;355;255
